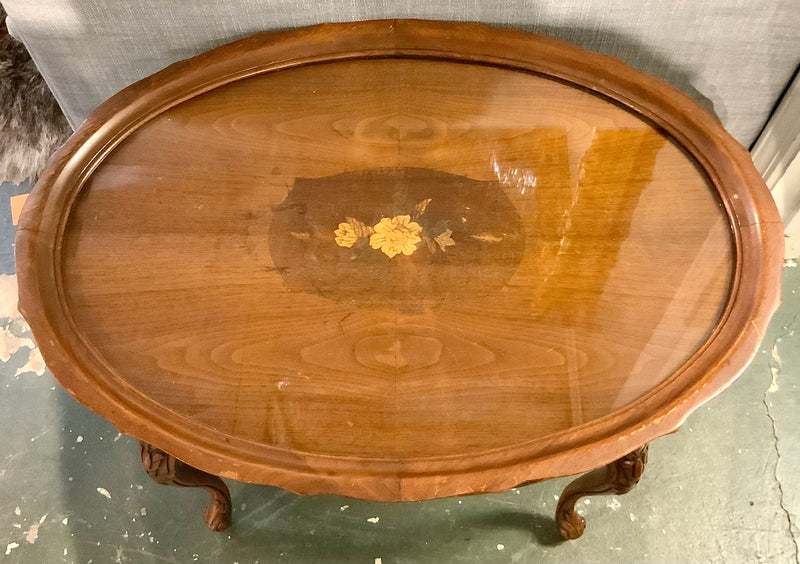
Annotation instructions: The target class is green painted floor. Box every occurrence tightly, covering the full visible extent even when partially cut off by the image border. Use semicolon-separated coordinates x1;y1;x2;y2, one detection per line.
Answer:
1;179;798;564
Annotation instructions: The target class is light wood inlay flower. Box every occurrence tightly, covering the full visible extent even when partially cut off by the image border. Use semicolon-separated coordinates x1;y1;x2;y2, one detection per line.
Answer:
334;217;373;248
369;215;423;258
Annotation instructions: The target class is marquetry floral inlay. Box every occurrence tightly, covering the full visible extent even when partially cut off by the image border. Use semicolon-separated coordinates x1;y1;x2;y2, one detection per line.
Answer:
333;199;456;258
334;217;374;248
369;215;423;258
433;229;455;251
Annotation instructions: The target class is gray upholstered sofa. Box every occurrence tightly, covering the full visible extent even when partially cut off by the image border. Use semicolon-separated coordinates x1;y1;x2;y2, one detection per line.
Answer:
3;0;800;147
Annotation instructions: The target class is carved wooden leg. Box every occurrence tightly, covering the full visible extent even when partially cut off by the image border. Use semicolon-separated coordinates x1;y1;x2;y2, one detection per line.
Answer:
555;444;649;540
139;441;232;531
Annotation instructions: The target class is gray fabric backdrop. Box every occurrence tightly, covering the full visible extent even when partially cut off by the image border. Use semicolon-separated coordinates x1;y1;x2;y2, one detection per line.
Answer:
3;0;800;146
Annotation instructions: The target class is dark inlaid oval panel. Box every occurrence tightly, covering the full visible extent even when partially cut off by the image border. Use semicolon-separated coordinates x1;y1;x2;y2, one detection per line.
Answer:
269;167;525;310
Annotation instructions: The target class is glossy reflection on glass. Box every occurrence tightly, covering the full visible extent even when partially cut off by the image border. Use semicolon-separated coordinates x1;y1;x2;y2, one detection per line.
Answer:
61;58;734;459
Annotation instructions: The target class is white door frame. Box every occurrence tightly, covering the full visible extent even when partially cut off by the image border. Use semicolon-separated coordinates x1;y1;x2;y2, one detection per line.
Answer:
752;70;800;260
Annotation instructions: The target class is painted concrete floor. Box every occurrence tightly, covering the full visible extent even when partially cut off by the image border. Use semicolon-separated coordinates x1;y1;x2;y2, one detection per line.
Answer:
1;178;799;564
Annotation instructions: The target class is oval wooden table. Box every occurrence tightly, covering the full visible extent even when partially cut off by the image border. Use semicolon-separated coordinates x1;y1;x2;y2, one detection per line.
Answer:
16;20;783;539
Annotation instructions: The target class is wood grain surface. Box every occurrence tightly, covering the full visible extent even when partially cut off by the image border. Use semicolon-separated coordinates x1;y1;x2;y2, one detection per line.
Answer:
16;20;783;501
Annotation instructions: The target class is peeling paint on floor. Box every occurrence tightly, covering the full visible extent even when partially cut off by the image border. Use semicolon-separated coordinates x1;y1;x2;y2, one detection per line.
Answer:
769;343;782;392
0;273;44;378
15;346;45;376
25;523;39;544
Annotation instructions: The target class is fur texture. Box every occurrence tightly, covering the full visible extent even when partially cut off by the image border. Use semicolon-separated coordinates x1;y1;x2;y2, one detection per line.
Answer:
0;6;71;184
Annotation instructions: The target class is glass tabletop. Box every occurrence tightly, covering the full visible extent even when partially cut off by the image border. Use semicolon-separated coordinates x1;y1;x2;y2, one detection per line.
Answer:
60;58;734;460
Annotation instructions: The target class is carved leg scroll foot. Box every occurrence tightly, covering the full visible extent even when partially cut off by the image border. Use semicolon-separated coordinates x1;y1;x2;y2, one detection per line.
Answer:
555;444;649;540
139;441;232;531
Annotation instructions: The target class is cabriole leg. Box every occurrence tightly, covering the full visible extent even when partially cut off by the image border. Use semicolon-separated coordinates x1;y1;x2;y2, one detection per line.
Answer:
139;441;232;531
555;444;649;540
